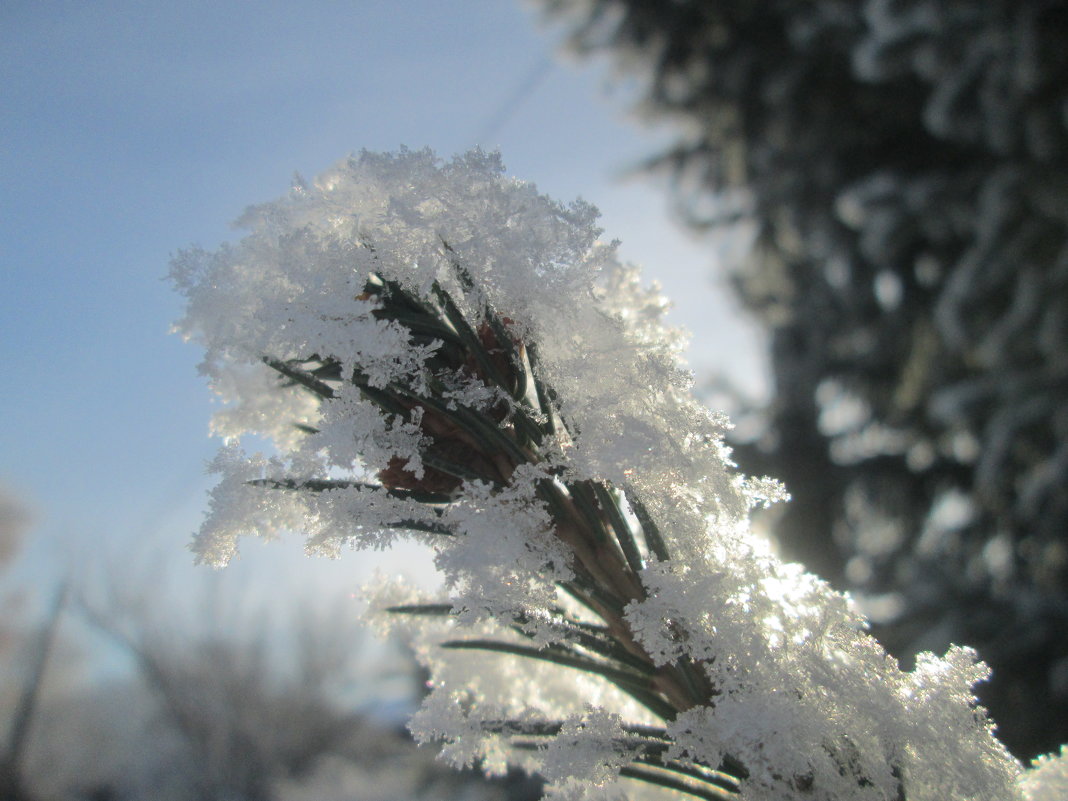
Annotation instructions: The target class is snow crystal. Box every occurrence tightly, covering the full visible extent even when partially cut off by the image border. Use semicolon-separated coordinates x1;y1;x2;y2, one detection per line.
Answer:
173;148;1043;800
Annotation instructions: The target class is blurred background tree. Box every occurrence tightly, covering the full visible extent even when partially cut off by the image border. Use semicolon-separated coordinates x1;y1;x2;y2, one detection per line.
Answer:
73;590;537;801
0;509;541;801
538;0;1068;760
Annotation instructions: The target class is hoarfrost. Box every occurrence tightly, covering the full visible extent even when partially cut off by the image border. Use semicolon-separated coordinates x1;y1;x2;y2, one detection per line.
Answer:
1020;747;1068;801
172;148;1046;800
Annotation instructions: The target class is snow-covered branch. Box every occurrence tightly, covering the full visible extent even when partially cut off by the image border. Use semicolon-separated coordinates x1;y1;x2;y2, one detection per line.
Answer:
170;148;1062;800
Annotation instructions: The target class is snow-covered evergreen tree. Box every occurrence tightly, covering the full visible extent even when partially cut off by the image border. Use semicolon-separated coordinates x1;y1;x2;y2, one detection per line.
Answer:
171;148;1065;800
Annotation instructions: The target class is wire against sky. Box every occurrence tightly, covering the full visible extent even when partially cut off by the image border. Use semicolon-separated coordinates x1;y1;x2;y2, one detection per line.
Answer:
470;55;555;147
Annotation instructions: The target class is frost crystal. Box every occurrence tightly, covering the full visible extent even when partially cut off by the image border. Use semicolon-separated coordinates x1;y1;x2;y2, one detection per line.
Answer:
1020;747;1068;801
173;148;1048;799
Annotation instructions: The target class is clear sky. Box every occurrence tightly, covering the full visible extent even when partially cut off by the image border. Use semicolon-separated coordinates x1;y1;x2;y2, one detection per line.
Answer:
0;1;765;625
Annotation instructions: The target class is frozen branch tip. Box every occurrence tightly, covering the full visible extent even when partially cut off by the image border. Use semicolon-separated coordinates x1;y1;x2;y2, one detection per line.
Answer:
170;148;1064;801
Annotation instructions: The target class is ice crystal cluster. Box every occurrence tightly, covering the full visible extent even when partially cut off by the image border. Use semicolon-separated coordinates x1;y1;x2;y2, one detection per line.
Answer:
171;148;1056;800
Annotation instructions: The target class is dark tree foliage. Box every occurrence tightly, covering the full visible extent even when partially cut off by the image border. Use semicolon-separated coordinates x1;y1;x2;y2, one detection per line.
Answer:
540;0;1068;760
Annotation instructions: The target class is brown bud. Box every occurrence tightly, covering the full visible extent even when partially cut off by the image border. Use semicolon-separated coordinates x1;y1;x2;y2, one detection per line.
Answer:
378;456;462;495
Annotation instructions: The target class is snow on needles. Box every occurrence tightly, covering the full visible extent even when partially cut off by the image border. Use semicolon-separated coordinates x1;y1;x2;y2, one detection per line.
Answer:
171;148;1040;800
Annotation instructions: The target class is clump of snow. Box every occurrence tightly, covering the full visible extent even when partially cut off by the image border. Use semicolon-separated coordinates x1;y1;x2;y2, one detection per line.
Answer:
172;148;1044;800
1020;747;1068;801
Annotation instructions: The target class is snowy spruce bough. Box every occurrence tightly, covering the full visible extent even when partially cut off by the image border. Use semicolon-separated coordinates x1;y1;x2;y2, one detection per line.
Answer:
170;149;1067;801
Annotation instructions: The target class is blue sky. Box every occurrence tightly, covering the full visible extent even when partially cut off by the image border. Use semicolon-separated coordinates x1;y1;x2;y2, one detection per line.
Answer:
0;1;765;623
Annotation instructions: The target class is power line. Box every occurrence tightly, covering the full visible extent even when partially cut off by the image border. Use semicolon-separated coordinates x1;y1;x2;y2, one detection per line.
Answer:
470;55;555;148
